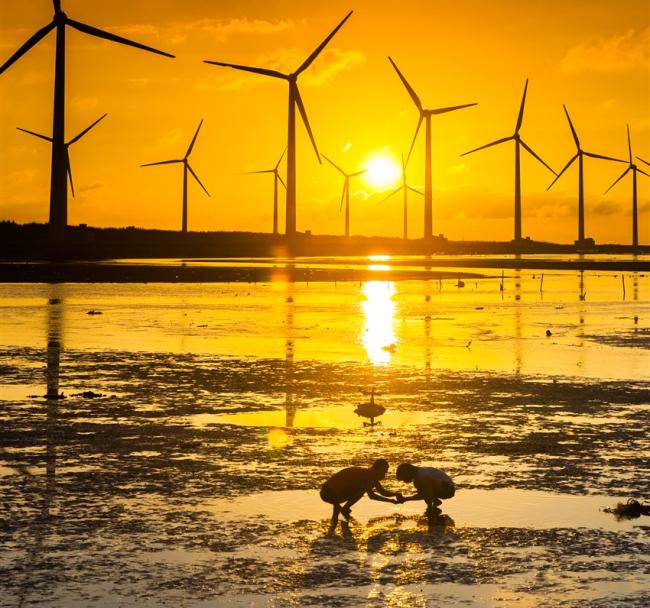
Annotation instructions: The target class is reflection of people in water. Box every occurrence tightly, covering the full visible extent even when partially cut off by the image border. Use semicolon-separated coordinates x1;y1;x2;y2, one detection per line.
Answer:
396;463;455;516
320;459;403;526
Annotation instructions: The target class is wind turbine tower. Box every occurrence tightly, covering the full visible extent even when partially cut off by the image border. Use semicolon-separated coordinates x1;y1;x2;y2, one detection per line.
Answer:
0;0;174;247
204;12;354;240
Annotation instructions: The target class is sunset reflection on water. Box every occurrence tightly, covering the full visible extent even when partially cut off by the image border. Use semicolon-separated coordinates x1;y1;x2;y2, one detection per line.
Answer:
361;281;397;365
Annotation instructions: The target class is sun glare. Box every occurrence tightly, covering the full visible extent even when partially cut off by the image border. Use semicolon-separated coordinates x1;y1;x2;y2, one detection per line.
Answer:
364;154;401;190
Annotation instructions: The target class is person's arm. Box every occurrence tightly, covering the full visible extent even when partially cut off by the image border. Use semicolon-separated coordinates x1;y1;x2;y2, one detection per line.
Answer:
398;492;423;502
366;488;398;504
374;481;403;500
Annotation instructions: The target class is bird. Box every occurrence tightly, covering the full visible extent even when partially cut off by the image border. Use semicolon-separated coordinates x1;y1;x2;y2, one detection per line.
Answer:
354;389;386;427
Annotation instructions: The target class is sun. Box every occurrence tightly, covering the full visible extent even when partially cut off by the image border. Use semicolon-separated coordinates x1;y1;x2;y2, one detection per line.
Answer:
364;154;401;190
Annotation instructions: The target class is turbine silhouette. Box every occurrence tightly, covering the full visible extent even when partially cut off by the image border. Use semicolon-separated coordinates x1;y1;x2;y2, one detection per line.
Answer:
636;156;650;167
17;113;108;198
244;149;287;235
141;120;210;233
462;79;556;245
547;105;624;246
204;11;354;239
322;154;366;238
0;0;174;247
379;154;423;240
388;57;477;243
605;125;649;250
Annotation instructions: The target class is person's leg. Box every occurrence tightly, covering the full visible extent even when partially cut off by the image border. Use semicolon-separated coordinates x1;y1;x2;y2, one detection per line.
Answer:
330;503;341;526
341;489;365;518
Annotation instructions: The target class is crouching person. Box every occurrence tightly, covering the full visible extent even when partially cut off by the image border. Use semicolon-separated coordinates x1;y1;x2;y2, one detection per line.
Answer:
395;462;455;516
320;459;402;526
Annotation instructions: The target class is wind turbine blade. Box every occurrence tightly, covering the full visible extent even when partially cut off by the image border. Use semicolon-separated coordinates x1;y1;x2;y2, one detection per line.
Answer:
277;173;287;189
461;136;512;156
563;105;580;149
185;119;203;158
339;180;348;212
636;156;650;167
583;151;625;163
322;154;345;175
626;124;632;162
0;21;55;75
140;159;182;167
407;186;424;196
244;169;275;174
387;57;422;111
520;139;556;175
66;19;174;58
67;113;108;145
604;167;630;194
203;60;287;79
187;164;210;196
53;0;62;12
379;187;402;204
66;149;75;198
406;115;423;164
515;78;529;134
546;154;577;191
295;86;320;162
296;11;353;75
16;127;52;142
275;147;287;170
638;167;650;178
430;102;478;115
350;169;366;177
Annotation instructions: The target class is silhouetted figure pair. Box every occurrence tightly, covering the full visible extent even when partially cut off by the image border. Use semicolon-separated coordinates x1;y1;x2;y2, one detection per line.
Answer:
320;459;455;526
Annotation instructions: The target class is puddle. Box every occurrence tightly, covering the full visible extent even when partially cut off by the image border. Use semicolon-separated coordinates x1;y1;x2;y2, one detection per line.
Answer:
190;405;445;429
201;488;642;531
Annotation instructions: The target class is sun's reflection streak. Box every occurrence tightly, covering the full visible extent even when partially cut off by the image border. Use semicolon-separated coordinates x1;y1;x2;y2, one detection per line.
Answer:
361;281;397;365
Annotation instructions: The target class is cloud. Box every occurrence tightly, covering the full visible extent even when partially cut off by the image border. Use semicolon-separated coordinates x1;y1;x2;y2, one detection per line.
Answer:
114;17;294;45
200;47;365;92
78;183;103;194
590;199;622;216
561;27;649;73
446;162;466;175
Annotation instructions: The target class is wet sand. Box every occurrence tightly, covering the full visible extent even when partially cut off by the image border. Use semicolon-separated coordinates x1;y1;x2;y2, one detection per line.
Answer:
0;266;648;606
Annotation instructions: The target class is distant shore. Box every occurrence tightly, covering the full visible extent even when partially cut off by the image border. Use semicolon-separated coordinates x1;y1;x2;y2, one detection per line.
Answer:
1;222;649;282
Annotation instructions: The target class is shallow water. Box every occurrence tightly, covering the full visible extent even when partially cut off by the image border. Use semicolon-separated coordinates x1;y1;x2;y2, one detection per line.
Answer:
0;258;649;607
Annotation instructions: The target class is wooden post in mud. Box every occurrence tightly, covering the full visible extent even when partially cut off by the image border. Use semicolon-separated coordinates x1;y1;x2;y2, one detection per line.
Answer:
540;274;544;292
622;274;626;299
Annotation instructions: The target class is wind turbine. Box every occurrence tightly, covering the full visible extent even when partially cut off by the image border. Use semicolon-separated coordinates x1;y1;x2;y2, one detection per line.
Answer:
380;154;423;240
322;154;366;238
141;120;210;233
462;79;556;245
17;113;108;199
637;156;650;167
547;105;624;246
388;57;477;243
605;125;649;250
204;11;354;239
244;149;287;235
0;0;174;246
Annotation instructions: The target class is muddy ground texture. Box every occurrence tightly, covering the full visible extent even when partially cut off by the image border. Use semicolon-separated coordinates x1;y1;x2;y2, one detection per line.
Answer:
1;348;649;607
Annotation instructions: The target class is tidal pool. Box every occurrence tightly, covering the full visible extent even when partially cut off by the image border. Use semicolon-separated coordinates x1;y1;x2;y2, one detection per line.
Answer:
0;261;648;606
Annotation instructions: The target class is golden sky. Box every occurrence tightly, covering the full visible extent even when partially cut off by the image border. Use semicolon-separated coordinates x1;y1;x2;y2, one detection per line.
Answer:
1;0;648;243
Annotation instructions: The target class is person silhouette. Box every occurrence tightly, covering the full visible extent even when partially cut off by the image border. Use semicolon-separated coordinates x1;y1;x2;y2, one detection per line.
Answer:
395;462;455;516
320;459;403;526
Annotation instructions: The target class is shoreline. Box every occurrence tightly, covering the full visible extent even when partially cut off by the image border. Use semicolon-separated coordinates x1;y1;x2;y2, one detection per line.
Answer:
0;257;648;283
